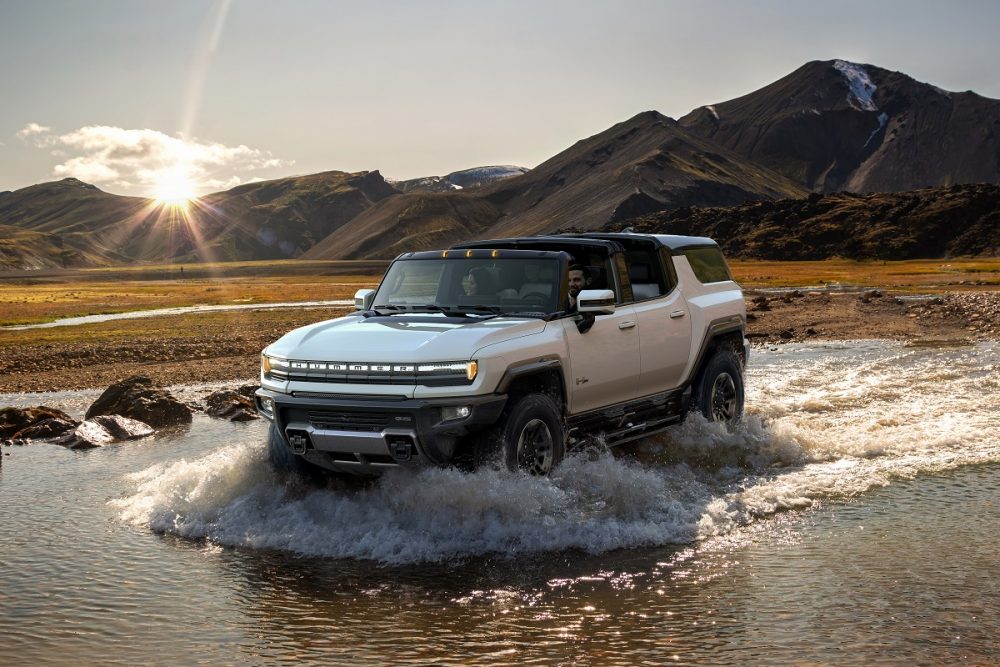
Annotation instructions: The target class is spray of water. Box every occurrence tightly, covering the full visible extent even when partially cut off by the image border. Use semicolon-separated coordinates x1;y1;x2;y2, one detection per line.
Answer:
112;341;1000;564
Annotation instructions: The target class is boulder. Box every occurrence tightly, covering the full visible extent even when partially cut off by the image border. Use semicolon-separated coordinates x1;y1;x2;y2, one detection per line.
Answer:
204;389;258;422
0;406;75;438
54;415;154;450
237;384;260;400
12;417;77;440
91;415;155;440
86;376;192;428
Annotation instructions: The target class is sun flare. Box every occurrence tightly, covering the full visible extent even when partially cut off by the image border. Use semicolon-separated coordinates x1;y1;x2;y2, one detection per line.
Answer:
153;168;198;206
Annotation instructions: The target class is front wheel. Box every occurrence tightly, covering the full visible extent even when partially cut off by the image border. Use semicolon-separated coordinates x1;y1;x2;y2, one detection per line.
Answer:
475;393;566;475
693;348;745;425
266;423;325;480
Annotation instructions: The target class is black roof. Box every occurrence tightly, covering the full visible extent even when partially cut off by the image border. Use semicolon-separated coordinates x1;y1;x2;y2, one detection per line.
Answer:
452;232;718;253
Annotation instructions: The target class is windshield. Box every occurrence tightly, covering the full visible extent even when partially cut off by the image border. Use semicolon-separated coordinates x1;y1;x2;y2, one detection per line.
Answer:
372;257;564;314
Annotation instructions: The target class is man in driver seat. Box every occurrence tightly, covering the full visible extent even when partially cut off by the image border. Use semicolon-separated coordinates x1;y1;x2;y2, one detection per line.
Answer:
567;263;590;310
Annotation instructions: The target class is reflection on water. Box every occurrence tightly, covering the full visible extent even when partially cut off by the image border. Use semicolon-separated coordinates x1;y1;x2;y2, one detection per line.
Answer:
0;341;998;665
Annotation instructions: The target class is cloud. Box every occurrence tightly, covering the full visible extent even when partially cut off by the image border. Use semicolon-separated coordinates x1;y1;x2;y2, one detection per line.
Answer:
16;122;52;139
20;123;291;196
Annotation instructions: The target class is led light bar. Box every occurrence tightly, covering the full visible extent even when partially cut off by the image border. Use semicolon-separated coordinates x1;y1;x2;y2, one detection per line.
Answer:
263;356;477;385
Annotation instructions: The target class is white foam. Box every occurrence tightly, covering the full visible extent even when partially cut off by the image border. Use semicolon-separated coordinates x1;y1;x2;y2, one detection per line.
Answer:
113;341;1000;565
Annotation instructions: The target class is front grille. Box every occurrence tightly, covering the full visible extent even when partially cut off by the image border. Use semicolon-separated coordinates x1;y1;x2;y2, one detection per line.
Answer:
307;409;393;432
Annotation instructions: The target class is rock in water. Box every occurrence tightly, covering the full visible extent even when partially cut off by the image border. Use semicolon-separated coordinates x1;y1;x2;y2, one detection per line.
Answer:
91;415;155;440
204;389;258;422
86;376;192;427
54;416;154;450
11;417;77;440
0;406;75;438
237;384;260;400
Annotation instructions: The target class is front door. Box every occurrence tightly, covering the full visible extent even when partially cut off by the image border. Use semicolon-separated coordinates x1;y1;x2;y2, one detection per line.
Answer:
562;306;640;414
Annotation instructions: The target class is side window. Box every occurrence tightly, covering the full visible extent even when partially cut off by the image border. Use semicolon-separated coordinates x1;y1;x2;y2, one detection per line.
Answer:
683;247;733;283
624;241;671;302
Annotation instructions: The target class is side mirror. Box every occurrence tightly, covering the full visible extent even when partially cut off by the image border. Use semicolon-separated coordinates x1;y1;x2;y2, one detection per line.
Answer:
576;289;616;315
354;288;375;311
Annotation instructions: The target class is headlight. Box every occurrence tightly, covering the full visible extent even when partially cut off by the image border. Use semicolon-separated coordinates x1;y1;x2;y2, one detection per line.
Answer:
261;354;289;378
417;361;478;382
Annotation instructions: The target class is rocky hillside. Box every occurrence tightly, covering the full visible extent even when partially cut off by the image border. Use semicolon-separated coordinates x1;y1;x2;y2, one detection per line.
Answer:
306;111;807;259
0;171;396;269
679;60;1000;193
604;183;1000;259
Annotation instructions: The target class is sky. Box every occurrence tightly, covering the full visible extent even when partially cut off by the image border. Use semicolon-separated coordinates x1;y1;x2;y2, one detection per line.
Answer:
2;0;1000;198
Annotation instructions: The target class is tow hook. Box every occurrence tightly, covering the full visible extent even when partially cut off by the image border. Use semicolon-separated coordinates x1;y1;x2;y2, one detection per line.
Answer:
285;429;311;455
385;434;415;462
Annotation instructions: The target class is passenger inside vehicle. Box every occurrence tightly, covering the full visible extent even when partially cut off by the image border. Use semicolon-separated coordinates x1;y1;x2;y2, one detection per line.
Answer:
463;266;497;297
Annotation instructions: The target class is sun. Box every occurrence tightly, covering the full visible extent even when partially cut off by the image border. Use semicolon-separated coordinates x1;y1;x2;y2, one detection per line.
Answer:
153;168;198;207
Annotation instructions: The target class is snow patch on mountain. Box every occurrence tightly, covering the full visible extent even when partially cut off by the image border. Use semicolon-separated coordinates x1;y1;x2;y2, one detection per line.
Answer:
833;60;878;112
704;105;719;120
863;112;889;148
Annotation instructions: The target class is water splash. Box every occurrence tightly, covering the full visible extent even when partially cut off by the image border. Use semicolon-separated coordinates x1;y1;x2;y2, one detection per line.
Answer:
112;341;1000;564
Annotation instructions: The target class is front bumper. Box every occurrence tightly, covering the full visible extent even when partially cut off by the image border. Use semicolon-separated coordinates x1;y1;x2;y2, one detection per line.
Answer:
256;388;507;475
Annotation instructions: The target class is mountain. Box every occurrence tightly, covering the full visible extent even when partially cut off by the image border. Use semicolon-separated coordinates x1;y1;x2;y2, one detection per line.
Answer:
0;171;396;269
604;183;1000;260
679;59;1000;193
304;111;808;259
4;59;1000;268
391;165;528;193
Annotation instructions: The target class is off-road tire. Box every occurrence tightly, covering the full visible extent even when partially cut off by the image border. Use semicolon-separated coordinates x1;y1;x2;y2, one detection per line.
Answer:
693;348;744;425
267;423;324;480
471;393;565;475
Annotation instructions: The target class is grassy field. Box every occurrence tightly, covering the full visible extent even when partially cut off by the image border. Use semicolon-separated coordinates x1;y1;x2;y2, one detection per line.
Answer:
0;275;375;326
0;258;997;327
731;258;1000;289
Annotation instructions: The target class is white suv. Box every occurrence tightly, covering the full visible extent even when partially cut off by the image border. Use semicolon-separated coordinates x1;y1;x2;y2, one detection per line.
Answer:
256;233;747;476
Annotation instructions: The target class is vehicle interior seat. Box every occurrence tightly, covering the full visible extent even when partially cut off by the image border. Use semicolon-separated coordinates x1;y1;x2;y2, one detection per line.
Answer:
585;265;608;291
628;263;661;300
518;264;556;300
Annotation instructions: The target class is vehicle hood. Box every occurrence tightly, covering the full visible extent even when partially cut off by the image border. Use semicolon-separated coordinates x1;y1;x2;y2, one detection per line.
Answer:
265;313;545;362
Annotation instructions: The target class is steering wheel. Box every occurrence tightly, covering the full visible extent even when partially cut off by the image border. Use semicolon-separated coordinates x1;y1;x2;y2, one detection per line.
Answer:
521;292;549;306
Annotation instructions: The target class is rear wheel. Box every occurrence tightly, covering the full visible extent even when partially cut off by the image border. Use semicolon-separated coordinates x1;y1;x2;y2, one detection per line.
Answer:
693;348;744;425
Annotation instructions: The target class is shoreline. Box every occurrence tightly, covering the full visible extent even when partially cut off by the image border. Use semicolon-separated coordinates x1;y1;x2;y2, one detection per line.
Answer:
0;290;996;394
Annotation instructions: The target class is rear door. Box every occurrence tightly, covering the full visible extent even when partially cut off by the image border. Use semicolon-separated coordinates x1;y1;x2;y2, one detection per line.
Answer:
629;245;692;394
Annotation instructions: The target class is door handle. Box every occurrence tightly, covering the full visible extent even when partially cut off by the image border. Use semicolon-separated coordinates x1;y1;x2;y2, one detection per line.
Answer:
618;320;636;329
670;310;686;319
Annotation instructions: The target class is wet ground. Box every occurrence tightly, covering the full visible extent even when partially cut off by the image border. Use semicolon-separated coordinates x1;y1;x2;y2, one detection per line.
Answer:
1;341;998;665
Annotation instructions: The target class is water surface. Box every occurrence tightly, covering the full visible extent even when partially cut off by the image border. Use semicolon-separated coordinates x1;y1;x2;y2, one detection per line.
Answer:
1;341;997;665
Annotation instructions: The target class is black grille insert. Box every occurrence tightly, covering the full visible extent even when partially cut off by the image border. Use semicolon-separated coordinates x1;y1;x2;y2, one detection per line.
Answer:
307;409;393;432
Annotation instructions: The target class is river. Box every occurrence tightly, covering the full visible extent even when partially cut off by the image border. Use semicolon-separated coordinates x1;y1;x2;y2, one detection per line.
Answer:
0;341;997;665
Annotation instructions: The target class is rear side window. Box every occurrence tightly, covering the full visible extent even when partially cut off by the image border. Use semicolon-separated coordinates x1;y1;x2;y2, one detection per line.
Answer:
683;247;733;284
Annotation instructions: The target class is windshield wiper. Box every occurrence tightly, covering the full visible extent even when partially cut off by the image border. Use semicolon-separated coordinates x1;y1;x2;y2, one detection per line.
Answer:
464;305;505;315
372;304;405;310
